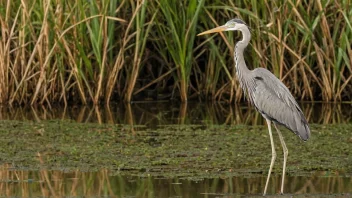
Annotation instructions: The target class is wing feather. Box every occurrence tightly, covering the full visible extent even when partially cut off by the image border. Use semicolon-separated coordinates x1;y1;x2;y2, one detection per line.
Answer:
251;68;310;141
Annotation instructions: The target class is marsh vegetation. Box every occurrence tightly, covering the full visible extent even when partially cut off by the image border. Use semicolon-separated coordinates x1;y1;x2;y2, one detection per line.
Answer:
0;102;351;196
1;0;351;105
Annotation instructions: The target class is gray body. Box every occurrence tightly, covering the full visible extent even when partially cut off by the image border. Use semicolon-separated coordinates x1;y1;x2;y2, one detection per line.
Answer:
198;18;310;195
233;19;310;141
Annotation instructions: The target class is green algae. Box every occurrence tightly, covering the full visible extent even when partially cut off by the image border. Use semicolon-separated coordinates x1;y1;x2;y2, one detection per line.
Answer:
0;120;351;179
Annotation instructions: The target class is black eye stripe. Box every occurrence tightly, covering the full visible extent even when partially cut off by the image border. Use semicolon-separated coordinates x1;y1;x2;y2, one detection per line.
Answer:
226;18;247;26
232;18;245;24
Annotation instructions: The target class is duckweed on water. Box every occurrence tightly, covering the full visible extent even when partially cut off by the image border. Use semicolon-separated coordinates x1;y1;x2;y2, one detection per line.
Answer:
0;120;351;179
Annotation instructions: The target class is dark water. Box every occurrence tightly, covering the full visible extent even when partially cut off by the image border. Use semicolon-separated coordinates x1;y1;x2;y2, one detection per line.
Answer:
1;168;351;197
0;102;351;197
0;102;351;125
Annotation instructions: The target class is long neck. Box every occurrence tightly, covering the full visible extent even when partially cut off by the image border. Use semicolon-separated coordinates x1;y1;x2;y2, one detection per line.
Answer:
234;27;251;90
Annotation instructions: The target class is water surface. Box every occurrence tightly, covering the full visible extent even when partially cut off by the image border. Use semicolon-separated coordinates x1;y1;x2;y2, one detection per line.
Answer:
0;102;351;197
1;102;351;125
1;168;351;197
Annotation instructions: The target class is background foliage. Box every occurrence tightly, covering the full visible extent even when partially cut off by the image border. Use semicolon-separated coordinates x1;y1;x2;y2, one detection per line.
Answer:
0;0;351;105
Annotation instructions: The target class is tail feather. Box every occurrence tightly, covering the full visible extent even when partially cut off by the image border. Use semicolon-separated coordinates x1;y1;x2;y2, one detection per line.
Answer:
294;112;310;141
297;119;310;141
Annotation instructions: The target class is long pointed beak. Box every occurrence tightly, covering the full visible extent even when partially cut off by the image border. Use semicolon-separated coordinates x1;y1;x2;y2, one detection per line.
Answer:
197;25;228;36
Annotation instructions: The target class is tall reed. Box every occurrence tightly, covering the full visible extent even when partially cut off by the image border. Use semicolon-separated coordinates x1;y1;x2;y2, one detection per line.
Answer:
0;0;351;104
124;0;157;102
156;0;205;102
198;0;352;102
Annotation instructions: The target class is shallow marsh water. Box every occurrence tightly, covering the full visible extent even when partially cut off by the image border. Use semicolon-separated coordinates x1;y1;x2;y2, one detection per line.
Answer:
0;168;351;197
0;102;351;197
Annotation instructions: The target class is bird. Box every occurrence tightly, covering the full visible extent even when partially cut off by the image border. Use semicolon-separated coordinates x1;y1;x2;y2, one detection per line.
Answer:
197;18;310;195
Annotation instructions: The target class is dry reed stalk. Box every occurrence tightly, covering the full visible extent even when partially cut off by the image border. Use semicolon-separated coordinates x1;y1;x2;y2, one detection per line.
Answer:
105;4;136;103
60;35;89;104
125;0;159;102
124;0;146;102
10;1;44;104
105;49;125;103
287;0;334;101
0;0;351;104
31;0;51;105
263;32;322;87
0;7;10;103
94;17;108;105
313;42;333;100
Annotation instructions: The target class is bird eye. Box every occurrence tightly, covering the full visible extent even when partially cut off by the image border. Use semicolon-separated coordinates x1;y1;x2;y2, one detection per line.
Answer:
226;22;236;28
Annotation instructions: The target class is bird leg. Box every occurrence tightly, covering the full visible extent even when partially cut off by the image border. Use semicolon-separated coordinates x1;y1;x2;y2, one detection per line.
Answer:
274;124;288;194
263;119;276;196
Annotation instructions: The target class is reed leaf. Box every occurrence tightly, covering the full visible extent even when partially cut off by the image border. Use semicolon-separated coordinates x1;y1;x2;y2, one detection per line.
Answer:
0;0;351;104
157;0;205;102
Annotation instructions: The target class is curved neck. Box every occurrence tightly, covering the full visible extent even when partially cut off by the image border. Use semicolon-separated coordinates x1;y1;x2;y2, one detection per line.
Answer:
236;27;251;53
234;27;251;89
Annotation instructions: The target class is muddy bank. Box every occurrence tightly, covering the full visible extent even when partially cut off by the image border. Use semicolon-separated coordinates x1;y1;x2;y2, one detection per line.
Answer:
0;120;351;179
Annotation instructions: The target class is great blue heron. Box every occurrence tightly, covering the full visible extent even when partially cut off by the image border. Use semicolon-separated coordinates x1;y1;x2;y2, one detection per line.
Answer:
198;18;310;195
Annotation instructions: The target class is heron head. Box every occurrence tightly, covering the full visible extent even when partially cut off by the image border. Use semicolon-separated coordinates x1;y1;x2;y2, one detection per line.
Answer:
197;18;248;36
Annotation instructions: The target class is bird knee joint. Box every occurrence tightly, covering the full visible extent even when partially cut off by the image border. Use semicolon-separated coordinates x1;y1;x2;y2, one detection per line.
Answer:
272;152;277;158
